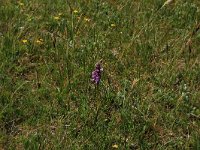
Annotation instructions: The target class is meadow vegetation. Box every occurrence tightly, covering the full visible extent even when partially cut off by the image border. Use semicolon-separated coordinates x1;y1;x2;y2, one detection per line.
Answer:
0;0;200;149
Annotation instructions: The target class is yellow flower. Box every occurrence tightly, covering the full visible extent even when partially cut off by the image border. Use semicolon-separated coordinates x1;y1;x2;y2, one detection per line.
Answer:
27;18;32;21
58;13;62;16
22;39;28;43
112;144;118;149
73;10;78;13
111;24;116;27
84;17;90;22
36;39;44;45
18;1;24;6
54;16;60;20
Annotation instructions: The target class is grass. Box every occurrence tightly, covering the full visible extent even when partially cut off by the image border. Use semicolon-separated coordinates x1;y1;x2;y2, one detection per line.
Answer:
0;0;200;149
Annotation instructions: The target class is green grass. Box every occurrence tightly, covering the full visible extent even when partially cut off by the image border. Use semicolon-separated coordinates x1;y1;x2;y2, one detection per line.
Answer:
0;0;200;149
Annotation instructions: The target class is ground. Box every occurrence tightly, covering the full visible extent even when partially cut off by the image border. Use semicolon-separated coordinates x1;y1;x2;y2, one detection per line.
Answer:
0;0;200;149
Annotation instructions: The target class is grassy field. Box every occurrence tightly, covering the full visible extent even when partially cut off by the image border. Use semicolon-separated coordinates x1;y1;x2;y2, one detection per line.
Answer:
0;0;200;149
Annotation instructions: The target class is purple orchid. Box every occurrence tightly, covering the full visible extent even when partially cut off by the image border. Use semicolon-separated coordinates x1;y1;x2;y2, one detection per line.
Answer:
91;61;103;84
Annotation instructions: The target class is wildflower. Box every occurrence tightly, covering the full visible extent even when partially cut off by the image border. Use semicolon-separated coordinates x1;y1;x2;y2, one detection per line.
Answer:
73;10;78;14
22;39;28;43
111;24;116;27
18;1;24;6
91;61;103;84
36;38;44;45
84;17;90;22
112;144;118;149
54;16;60;20
19;26;24;30
27;17;32;22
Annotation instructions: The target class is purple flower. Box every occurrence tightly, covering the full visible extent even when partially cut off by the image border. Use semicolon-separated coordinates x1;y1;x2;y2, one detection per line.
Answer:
91;61;103;84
